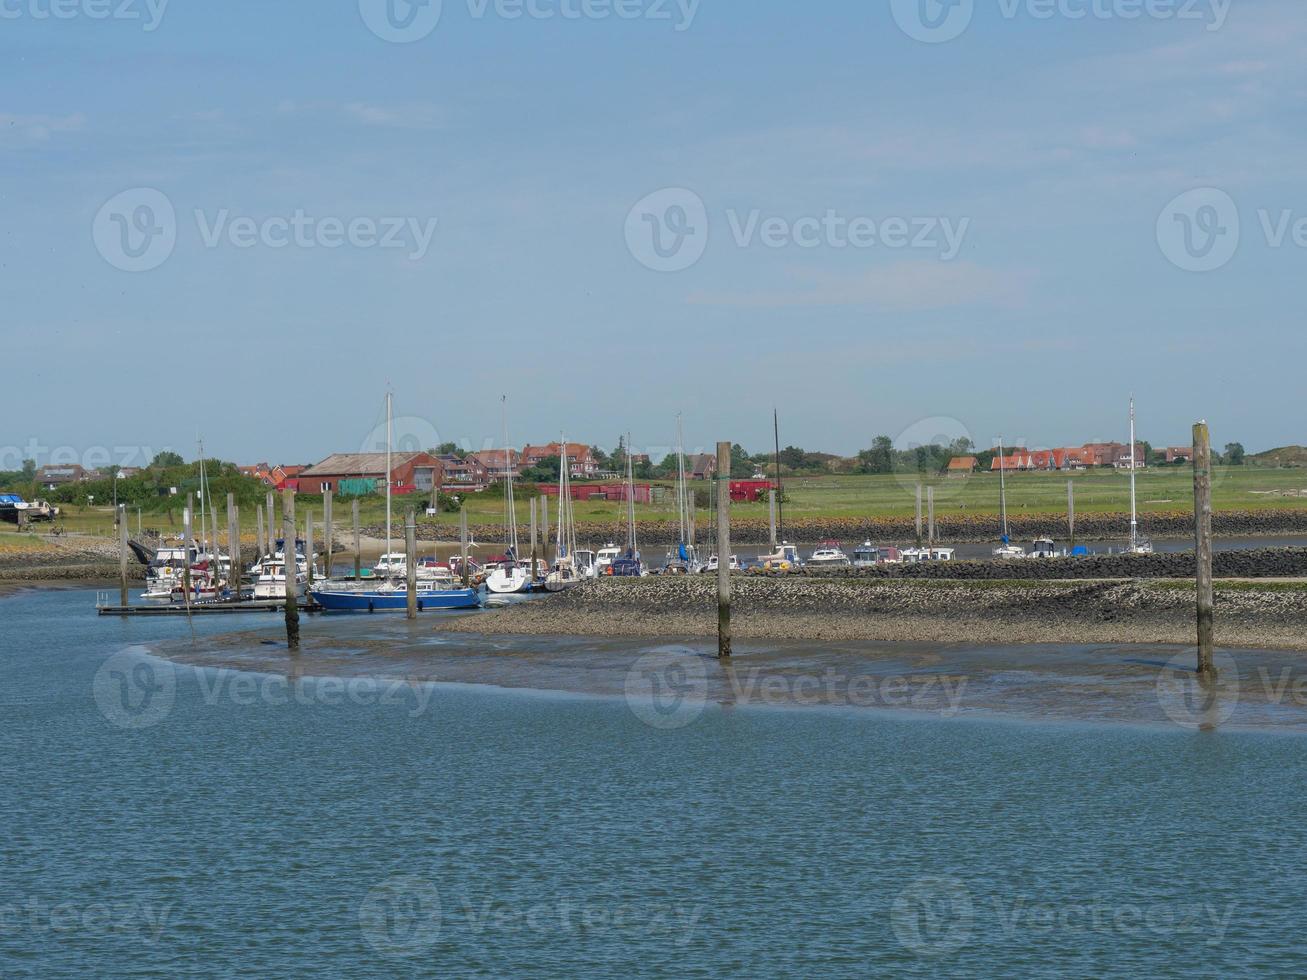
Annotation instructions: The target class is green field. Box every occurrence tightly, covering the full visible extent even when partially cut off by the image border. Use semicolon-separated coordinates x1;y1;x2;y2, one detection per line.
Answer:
15;465;1305;541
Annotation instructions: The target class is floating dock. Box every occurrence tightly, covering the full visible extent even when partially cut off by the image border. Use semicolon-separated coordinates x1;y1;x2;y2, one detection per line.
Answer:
96;598;322;616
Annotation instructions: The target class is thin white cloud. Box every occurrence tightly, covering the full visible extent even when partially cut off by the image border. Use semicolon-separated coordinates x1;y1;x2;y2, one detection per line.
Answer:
0;112;86;147
342;101;445;130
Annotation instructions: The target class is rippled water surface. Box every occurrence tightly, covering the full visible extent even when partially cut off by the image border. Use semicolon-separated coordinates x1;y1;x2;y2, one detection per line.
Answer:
4;587;1307;977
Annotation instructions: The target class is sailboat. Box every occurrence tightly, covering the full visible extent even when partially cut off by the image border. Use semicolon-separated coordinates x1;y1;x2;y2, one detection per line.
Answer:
310;393;480;612
486;397;533;594
603;432;644;576
992;437;1026;559
544;436;583;592
663;415;702;574
1126;395;1154;555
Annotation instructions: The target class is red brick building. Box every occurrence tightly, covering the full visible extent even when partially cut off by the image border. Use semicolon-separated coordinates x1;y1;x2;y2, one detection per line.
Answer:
299;452;444;496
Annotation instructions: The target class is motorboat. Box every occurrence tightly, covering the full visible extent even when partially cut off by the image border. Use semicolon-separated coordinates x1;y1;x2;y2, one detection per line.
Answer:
993;544;1026;560
808;541;852;568
595;544;623;575
1029;537;1060;558
759;542;802;571
704;554;740;573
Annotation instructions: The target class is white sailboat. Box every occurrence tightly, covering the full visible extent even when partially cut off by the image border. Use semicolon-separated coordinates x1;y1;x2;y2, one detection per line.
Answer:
1126;395;1154;554
486;396;533;594
544;436;582;592
992;437;1026;560
664;415;703;574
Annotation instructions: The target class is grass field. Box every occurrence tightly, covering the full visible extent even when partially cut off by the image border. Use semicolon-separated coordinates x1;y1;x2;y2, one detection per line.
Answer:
21;465;1306;540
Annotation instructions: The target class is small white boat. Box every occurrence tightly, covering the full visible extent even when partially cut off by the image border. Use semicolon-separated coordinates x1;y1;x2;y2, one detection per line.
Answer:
544;556;582;592
808;541;852;568
904;547;955;563
595;544;623;576
993;544;1026;560
1028;537;1060;558
759;542;802;571
704;554;740;573
485;559;532;594
373;553;408;577
851;541;880;568
574;548;597;579
251;551;314;599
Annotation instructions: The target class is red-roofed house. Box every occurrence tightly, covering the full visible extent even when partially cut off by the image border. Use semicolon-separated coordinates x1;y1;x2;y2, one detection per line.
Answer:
522;443;600;479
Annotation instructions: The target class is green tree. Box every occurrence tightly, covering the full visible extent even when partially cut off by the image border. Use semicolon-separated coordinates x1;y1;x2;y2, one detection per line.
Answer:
856;436;894;474
150;451;184;469
730;443;753;478
21;459;36;480
1224;442;1246;465
521;455;561;482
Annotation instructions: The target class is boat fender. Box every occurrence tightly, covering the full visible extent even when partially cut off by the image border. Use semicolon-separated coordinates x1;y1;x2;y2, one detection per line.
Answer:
418;601;424;612
367;600;375;614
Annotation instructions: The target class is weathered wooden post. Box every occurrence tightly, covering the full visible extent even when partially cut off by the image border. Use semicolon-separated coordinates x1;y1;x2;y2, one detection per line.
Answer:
323;490;333;580
1067;481;1076;550
768;489;777;548
256;505;265;562
541;495;551;563
352;501;363;580
529;496;538;584
716;441;732;659
1193;422;1215;679
405;510;418;620
305;508;314;586
927;486;936;549
266;490;276;550
118;503;129;607
227;492;240;599
915;483;923;547
182;504;194;599
283;491;299;649
459;507;470;588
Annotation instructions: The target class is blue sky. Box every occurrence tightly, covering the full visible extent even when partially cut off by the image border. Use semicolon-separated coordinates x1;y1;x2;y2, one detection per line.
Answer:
3;0;1304;469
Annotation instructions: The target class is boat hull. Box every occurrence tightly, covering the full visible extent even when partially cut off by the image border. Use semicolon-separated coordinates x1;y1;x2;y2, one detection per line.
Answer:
485;568;531;594
309;587;481;612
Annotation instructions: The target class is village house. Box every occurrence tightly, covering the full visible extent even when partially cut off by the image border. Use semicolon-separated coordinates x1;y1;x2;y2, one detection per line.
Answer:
467;449;521;481
990;443;1145;473
298;452;444;496
946;456;978;476
437;454;488;490
688;453;717;480
35;464;101;490
1165;446;1193;464
521;443;601;480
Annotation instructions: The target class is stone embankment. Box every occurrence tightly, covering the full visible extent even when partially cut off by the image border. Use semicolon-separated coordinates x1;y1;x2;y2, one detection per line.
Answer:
447;574;1307;650
368;508;1307;547
0;536;147;583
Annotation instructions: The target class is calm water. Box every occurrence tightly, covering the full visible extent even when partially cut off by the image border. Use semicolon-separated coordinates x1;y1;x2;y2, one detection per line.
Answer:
4;588;1307;977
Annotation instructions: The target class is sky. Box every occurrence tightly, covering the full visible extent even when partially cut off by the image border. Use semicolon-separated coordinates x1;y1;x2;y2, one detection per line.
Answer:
3;0;1305;471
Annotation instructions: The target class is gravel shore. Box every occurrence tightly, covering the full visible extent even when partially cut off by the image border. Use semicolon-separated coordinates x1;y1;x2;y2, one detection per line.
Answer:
0;536;146;584
447;576;1307;650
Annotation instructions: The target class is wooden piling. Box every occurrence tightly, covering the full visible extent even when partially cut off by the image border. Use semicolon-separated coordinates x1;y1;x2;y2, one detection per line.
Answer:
541;495;551;564
768;489;777;548
915;484;923;547
459;507;470;588
323;490;333;580
256;505;265;562
1193;422;1215;679
266;491;275;550
283;491;299;650
1067;481;1076;550
716;441;731;659
530;496;538;582
352;498;362;579
227;493;241;599
182;504;194;598
927;486;936;548
118;504;129;607
305;509;314;586
405;511;418;620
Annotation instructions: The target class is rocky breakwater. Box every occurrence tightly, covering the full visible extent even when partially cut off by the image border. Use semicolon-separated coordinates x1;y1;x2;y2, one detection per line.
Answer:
0;536;147;584
447;575;1307;650
801;548;1307;581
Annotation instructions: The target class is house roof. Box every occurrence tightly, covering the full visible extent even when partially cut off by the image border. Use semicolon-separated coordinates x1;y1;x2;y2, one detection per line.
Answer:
947;456;978;470
301;452;434;477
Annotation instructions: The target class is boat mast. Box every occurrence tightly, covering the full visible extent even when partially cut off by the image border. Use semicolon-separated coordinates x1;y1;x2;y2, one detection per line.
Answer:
385;391;393;574
998;436;1009;542
626;431;637;554
1129;394;1138;550
773;408;784;541
502;395;518;555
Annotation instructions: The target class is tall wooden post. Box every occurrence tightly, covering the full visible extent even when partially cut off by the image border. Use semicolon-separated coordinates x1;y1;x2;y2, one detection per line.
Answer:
716;442;732;659
1067;481;1076;550
227;492;241;599
529;496;538;583
266;490;276;551
352;498;362;578
927;486;936;549
182;504;193;599
323;490;333;580
768;489;777;548
459;507;470;588
305;509;314;586
256;505;265;562
915;484;923;547
283;491;299;649
1193;422;1215;678
118;503;129;607
405;511;418;620
541;495;551;563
